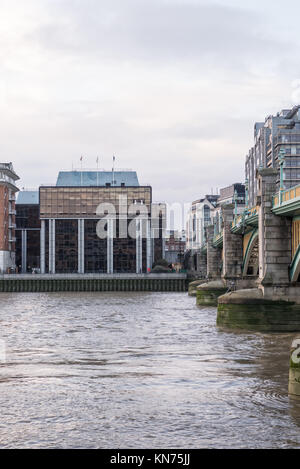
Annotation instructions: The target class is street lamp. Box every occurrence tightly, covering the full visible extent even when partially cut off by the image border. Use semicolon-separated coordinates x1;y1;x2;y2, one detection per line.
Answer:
279;148;286;204
245;179;249;208
234;189;238;221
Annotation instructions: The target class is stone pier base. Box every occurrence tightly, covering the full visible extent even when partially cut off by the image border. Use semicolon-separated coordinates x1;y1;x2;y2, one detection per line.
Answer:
217;288;300;331
196;280;228;306
188;279;207;296
289;337;300;398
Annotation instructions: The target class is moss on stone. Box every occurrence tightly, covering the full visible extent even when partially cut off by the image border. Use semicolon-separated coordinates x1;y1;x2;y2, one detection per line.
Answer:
196;288;228;306
188;279;206;296
217;301;300;331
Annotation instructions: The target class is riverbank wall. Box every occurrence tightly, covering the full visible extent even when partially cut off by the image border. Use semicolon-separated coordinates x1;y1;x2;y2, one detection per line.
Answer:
0;273;188;293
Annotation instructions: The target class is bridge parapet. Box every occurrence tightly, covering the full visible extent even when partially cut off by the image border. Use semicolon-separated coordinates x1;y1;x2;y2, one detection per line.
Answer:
231;205;259;233
273;183;300;214
213;231;223;247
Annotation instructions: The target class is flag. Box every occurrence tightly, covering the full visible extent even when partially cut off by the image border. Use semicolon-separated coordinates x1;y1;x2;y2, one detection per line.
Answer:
113;155;115;162
96;156;99;164
80;156;83;162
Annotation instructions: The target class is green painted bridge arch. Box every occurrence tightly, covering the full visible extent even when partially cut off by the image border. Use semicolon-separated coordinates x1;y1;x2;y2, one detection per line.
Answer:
290;245;300;283
242;229;259;276
212;212;259;278
272;187;300;282
290;217;300;282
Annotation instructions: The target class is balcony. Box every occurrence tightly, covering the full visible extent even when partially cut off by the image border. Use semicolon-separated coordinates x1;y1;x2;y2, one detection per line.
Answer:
274;133;300;146
9;223;16;229
9;209;16;215
9;237;16;243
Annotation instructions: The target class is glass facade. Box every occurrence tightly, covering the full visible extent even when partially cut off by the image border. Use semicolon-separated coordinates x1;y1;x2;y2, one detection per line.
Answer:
84;219;107;273
113;220;137;273
55;220;78;273
16;204;40;273
39;186;152;218
16;182;165;274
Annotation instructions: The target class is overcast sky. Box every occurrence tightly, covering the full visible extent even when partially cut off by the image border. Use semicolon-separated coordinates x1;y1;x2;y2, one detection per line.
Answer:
1;0;300;213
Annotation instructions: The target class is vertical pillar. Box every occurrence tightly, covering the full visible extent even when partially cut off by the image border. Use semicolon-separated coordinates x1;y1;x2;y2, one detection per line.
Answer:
78;219;85;274
151;226;155;268
206;225;222;279
49;219;56;274
40;220;45;274
107;218;114;274
21;229;27;273
222;204;243;279
257;168;291;286
146;218;152;272
196;250;207;278
162;235;166;260
136;218;142;274
49;219;52;274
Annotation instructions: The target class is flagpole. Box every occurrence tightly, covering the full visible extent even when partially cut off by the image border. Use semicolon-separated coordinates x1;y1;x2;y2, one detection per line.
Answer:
112;155;115;186
96;156;99;186
80;156;83;186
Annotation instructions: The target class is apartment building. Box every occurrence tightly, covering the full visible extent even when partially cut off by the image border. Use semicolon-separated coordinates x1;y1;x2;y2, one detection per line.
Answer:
246;105;300;207
0;163;19;273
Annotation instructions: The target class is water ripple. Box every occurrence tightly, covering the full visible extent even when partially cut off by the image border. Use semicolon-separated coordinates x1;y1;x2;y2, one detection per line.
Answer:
0;291;299;448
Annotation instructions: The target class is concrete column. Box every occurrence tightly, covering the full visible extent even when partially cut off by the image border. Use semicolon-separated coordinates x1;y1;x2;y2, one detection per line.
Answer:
78;219;85;274
49;219;56;274
21;229;27;273
222;204;243;279
151;227;155;268
52;219;56;274
107;218;114;274
206;225;222;279
40;220;45;274
257;168;292;286
162;235;166;260
49;219;52;274
136;218;143;274
146;218;152;272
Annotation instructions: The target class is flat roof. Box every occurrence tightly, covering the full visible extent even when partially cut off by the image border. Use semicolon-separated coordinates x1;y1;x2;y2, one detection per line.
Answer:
56;171;140;187
16;191;39;205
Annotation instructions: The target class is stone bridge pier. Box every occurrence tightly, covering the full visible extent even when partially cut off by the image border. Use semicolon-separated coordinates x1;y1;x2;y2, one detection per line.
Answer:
258;168;292;296
186;245;208;296
207;225;222;279
196;205;258;306
196;225;227;306
222;204;243;281
218;168;300;331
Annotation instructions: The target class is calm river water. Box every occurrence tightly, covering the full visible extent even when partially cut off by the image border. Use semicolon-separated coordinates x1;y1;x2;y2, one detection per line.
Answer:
0;291;300;448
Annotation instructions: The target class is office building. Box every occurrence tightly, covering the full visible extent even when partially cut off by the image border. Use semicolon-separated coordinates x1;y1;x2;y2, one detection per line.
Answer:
37;170;165;274
186;194;219;250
